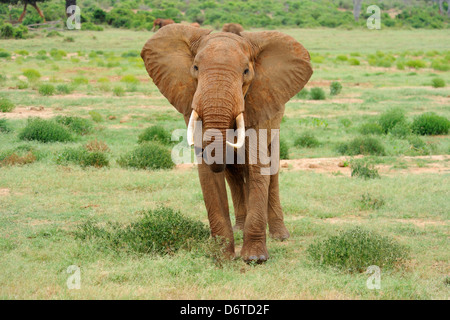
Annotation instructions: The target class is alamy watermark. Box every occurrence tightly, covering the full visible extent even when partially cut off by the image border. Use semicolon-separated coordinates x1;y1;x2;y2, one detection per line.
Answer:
66;5;81;30
366;265;381;290
66;265;81;290
367;5;381;30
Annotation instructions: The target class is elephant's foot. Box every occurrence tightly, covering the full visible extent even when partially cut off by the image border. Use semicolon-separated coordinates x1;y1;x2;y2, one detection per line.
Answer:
269;223;290;241
240;240;269;264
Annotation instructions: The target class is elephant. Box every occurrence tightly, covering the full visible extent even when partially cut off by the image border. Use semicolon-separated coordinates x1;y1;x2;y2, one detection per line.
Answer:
151;18;175;32
221;23;244;35
141;25;312;263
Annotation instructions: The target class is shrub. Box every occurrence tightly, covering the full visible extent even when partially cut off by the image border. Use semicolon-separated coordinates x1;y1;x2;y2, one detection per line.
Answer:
411;112;450;135
295;88;309;99
75;207;210;255
330;81;342;96
279;138;289;160
121;75;139;84
431;59;450;71
23;69;41;82
19;118;74;143
64;36;75;43
309;87;326;100
358;122;383;135
350;159;380;179
118;142;175;170
378;108;407;134
85;139;110;152
56;84;73;94
0;23;14;39
406;136;431;155
337;136;385;156
55;116;93;135
405;59;426;69
390;122;412;139
46;30;62;37
72;76;89;86
307;227;409;272
348;58;360;66
17;80;29;89
431;77;445;88
57;147;109;168
38;84;55;96
0;151;36;167
358;193;385;210
113;86;125;96
88;111;103;123
294;132;320;148
0;51;11;59
0;97;15;112
138;125;171;145
0;118;12;133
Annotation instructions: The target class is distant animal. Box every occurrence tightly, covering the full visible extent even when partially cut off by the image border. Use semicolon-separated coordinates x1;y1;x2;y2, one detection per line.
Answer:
222;23;244;35
190;22;201;28
151;18;175;32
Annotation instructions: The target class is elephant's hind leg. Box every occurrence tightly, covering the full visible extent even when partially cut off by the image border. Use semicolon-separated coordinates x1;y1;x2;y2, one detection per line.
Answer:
268;172;290;241
198;163;235;258
225;165;248;232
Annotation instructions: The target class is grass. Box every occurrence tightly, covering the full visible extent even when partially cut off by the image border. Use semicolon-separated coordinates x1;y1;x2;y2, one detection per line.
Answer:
0;27;448;299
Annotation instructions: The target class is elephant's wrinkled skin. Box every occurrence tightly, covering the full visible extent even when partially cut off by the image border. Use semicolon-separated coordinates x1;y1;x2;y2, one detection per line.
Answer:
141;25;312;263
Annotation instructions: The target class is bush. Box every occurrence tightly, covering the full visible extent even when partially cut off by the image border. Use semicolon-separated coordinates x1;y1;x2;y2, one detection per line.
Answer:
23;69;41;82
431;77;445;88
390;122;412;139
17;80;29;89
57;147;109;168
348;58;360;66
350;159;380;179
378;108;407;134
56;84;73;94
358;193;385;210
0;151;36;167
75;207;210;255
279;138;289;160
19;118;74;143
0;23;14;39
337;136;385;156
411;112;450;135
330;81;342;96
55;116;93;135
0;118;12;133
405;59;426;69
118;142;175;170
38;84;55;96
295;88;309;99
85;139;110;152
0;51;11;58
88;111;103;123
309;87;326;100
406;136;431;155
0;97;15;112
294;132;320;148
113;86;125;97
307;227;409;272
138;125;171;145
358;122;383;135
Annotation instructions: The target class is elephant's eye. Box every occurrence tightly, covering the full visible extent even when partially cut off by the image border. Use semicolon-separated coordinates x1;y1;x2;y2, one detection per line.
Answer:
193;65;198;71
243;68;249;75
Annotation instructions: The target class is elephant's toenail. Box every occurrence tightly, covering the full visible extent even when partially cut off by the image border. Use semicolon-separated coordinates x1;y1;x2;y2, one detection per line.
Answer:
259;255;267;261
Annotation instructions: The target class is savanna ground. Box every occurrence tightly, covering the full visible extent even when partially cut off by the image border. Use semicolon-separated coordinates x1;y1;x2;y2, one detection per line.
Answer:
0;27;449;299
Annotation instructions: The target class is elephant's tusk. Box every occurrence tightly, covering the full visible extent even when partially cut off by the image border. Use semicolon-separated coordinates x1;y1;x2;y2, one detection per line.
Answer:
187;110;199;146
226;113;245;149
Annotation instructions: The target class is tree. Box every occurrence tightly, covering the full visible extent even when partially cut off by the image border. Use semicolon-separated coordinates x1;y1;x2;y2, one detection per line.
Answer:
438;0;450;17
0;0;50;23
353;0;363;22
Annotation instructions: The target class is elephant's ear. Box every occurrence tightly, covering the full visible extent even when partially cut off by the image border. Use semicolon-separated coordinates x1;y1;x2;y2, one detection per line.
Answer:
241;31;313;126
141;25;212;118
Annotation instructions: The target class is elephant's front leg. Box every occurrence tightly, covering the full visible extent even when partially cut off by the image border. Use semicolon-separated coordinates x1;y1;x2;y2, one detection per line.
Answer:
225;165;248;232
268;172;290;241
240;165;270;263
198;163;235;258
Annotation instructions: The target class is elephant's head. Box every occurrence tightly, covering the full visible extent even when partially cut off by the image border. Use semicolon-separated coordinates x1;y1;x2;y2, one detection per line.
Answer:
141;25;312;172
